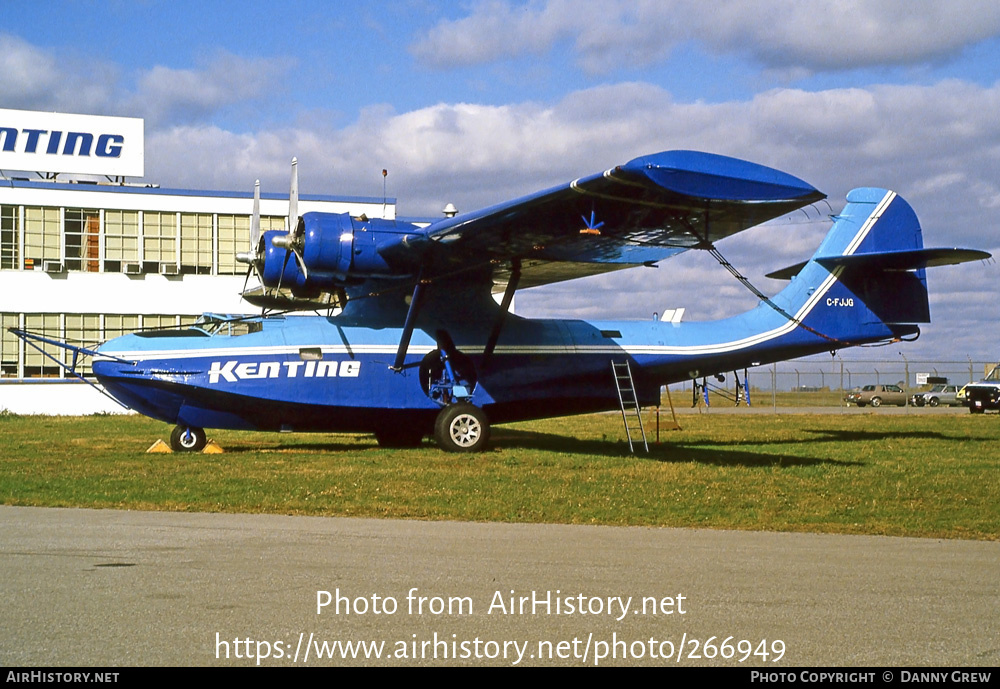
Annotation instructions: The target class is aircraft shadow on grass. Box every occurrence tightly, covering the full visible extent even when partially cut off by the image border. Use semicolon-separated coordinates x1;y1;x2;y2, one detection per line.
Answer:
212;438;375;454
484;428;861;468
198;425;970;469
678;428;955;449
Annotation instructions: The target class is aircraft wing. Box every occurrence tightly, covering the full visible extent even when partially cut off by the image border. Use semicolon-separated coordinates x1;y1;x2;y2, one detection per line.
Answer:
420;150;825;289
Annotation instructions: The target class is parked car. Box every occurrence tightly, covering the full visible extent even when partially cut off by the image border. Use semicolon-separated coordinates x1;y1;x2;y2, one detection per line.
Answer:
845;384;908;407
966;365;1000;413
910;384;962;407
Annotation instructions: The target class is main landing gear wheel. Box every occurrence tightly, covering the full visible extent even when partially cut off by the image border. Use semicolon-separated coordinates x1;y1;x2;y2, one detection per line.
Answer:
170;425;207;452
434;403;489;453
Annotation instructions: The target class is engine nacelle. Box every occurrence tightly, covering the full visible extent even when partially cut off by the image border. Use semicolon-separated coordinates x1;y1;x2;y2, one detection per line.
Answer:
259;213;416;297
299;213;355;277
300;212;395;277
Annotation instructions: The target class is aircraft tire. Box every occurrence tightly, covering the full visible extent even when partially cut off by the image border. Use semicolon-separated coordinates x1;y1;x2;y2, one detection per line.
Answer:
170;425;207;452
375;428;425;448
434;403;489;453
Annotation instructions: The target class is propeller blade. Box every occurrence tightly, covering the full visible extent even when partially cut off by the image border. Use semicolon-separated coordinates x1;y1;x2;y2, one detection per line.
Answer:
276;248;293;293
293;245;308;280
288;157;298;235
236;180;263;269
241;263;252;295
250;179;261;251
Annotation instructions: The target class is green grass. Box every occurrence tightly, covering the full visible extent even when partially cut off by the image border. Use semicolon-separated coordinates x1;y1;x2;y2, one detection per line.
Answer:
1;411;997;540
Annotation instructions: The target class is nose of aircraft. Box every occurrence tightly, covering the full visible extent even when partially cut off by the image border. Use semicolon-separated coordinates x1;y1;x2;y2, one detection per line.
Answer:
93;336;185;424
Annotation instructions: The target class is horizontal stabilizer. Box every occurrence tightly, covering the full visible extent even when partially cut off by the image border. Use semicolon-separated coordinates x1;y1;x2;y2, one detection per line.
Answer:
766;247;991;280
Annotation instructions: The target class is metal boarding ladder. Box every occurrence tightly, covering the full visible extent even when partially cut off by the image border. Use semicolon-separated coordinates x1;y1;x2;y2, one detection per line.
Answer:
612;360;648;453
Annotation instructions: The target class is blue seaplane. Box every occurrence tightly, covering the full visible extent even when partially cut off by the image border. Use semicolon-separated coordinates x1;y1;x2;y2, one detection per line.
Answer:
15;151;989;451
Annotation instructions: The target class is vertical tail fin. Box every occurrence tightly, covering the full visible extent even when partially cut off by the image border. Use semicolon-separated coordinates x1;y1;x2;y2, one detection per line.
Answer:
766;188;987;344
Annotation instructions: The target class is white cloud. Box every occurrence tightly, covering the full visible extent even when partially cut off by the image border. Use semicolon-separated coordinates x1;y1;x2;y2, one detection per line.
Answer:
132;52;295;127
411;0;1000;74
0;33;119;114
0;35;293;128
409;0;576;68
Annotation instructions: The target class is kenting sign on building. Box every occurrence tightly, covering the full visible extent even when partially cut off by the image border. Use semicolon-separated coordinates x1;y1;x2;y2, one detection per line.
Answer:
0;108;144;177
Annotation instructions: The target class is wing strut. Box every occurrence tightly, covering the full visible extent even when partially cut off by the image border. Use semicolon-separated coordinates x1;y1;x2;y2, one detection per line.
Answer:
390;269;429;372
482;259;521;369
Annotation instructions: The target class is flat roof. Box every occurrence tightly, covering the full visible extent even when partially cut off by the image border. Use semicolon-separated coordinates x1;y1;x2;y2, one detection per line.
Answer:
0;177;392;206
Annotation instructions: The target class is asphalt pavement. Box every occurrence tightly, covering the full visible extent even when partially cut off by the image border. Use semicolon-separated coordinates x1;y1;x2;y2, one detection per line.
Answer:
2;505;997;667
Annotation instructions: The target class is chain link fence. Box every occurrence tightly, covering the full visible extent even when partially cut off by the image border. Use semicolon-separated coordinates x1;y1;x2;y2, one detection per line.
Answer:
665;357;998;409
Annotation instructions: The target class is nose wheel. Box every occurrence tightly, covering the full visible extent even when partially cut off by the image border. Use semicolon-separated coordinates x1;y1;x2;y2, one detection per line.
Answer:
170;425;207;452
434;403;489;452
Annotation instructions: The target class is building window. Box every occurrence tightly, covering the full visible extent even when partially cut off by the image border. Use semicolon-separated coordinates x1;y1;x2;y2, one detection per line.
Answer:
142;211;177;272
103;314;140;341
104;210;139;272
217;214;285;275
1;205;18;271
261;216;286;232
23;207;60;270
141;314;181;332
22;313;62;378
180;213;213;274
64;314;100;376
65;208;101;272
216;214;250;275
1;313;19;378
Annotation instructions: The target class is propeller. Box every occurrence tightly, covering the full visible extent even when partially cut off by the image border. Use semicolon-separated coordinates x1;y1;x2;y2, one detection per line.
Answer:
237;157;310;303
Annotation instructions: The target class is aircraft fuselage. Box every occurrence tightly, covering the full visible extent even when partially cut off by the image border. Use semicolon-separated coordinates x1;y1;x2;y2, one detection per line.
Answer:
92;300;894;437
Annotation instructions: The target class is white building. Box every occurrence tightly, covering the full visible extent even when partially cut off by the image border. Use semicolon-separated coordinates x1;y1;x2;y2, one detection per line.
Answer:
0;109;393;414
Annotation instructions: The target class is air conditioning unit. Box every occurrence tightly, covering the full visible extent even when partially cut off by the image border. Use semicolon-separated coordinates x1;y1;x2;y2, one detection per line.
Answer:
124;263;142;275
43;261;65;274
160;263;180;276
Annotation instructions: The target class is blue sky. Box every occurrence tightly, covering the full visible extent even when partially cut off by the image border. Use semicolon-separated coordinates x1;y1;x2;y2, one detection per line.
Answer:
3;1;999;361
